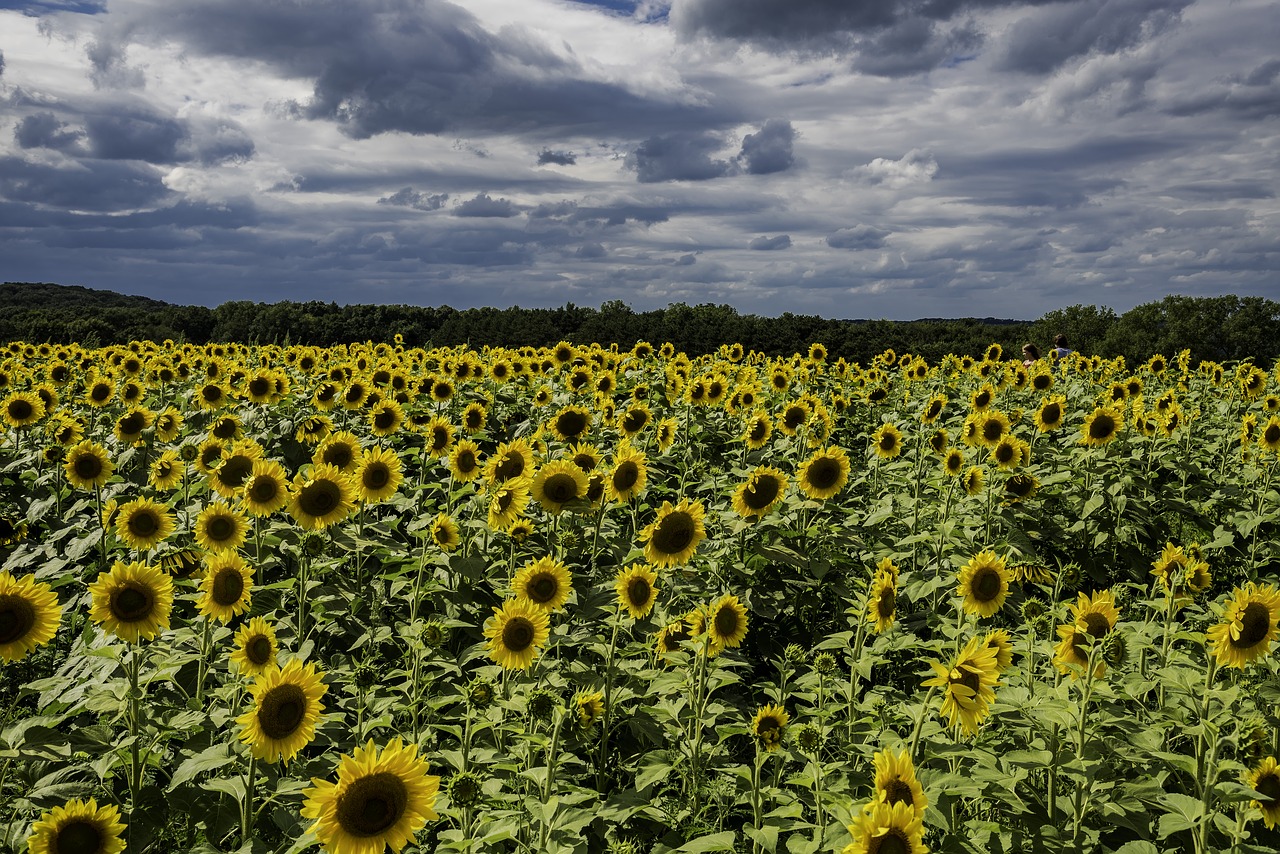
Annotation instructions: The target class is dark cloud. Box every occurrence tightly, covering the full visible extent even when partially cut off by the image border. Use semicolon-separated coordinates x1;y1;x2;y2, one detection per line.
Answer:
627;131;737;182
529;200;580;219
1243;59;1280;87
86;37;145;88
85;109;187;163
993;0;1192;74
0;156;170;211
537;149;577;166
576;242;607;258
675;253;697;265
7;2;108;12
749;234;791;250
826;225;889;249
14;112;87;152
738;119;795;175
378;187;450;210
453;192;519;217
852;16;982;77
0;49;5;79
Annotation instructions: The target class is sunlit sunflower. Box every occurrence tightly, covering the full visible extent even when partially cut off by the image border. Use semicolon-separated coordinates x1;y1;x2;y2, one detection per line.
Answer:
197;551;254;623
607;563;659;621
449;439;483;483
1003;473;1039;502
1054;589;1121;678
983;629;1014;673
618;402;652;438
314;431;362;474
64;440;114;490
483;598;551;670
921;635;1000;736
845;799;928;854
241;458;290;516
368;398;405;437
732;465;789;519
990;436;1023;470
289;465;356;531
742;410;773;449
148;449;183;492
237;657;327;763
706;593;749;653
873;748;928;816
919;393;947;424
531;459;589;514
88;561;173;643
194;501;249;552
0;570;61;662
354;446;403;504
1259;416;1280;454
230;616;278;677
1246;756;1280;829
656;417;678;453
26;798;126;854
872;422;903;460
963;465;985;496
206;439;262;499
2;391;45;429
296;415;333;446
1207;582;1280;670
485;476;530;531
513;556;573;612
1150;541;1212;597
956;549;1010;618
549;405;592;442
84;376;115;408
115;497;175;552
752;704;789;752
572;688;606;731
794;445;849;501
112;407;153;445
1080;405;1124;446
641;499;707;568
867;572;897;634
485;438;534;483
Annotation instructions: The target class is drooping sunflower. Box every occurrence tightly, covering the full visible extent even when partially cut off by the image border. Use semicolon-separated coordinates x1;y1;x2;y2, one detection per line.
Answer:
549;405;592;442
0;571;62;662
752;704;789;752
531;459;589;514
513;556;573;613
230;616;278;677
732;465;789;519
641;499;707;568
483;598;551;670
197;552;254;623
656;417;678;453
25;798;126;854
1004;474;1038;502
237;657;327;763
88;561;174;643
706;593;749;652
1245;756;1280;829
1053;589;1121;677
872;748;928;816
354;446;403;504
871;422;903;460
606;445;649;503
288;465;356;531
983;629;1014;673
448;439;483;483
956;550;1010;618
921;635;1001;736
615;563;659;620
867;571;897;634
64;440;114;490
1080;405;1124;446
572;689;606;731
1207;582;1280;670
149;449;184;492
242;458;290;517
430;513;461;552
963;466;985;496
194;501;249;553
113;497;174;553
797;446;851;500
845;799;928;854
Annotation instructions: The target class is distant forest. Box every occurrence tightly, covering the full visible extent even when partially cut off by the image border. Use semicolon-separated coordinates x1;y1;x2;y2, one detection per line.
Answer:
2;282;1278;367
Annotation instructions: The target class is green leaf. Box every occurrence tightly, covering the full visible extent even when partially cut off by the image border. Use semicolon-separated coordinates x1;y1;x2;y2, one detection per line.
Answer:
168;743;233;790
675;831;739;852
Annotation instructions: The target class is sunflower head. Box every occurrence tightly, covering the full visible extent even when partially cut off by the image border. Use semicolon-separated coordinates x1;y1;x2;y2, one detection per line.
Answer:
513;557;573;612
1207;582;1280;670
25;798;126;854
921;636;1001;736
873;748;928;815
0;571;62;662
288;465;355;531
88;561;174;644
230;616;278;677
752;703;789;752
1246;756;1280;829
706;593;749;653
614;563;659;620
237;658;327;763
483;598;551;670
733;466;789;519
956;550;1010;619
531;459;589;514
115;497;175;552
198;552;254;623
641;499;707;568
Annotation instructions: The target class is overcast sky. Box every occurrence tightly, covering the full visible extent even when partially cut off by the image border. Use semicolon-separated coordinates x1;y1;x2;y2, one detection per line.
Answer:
1;0;1277;319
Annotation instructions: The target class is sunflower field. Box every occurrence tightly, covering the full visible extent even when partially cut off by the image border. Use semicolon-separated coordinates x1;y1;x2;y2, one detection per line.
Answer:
2;338;1280;854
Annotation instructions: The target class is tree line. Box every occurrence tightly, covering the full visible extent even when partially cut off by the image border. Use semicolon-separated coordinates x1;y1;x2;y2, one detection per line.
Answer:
2;282;1278;367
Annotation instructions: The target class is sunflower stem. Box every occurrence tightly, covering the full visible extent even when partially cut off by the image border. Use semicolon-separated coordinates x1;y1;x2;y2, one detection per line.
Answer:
907;685;938;763
240;754;256;845
1070;643;1100;850
750;747;765;854
595;612;622;794
538;709;565;850
126;642;144;842
846;611;867;742
194;616;212;705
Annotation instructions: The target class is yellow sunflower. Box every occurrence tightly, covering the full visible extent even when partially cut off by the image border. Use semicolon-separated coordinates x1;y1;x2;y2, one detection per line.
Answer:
845;799;928;854
88;561;174;643
1259;416;1280;454
549;405;592;442
430;513;461;552
752;703;789;752
867;571;897;634
656;417;678;453
1246;756;1280;829
115;497;175;552
288;465;356;531
531;459;589;514
487;476;532;531
921;635;1000;736
963;466;985;496
797;446;850;500
513;556;573;612
2;391;45;428
1080;405;1124;446
194;501;249;552
0;570;62;662
485;438;535;483
983;629;1014;673
295;415;333;446
732;465;789;519
242;458;290;516
150;449;184;492
872;748;928;816
301;736;440;854
641;499;707;568
483;598;551;670
976;410;1011;448
237;657;327;763
314;431;362;473
1150;542;1212;597
742;410;773;449
26;798;126;854
1207;582;1280;670
230;616;278;677
448;439;483;483
1053;589;1121;678
871;423;903;460
706;593;749;652
606;445;649;503
1034;396;1067;432
113;407;153;445
197;552;254;623
64;440;114;490
461;401;487;434
572;688;606;731
354;446;403;504
368;398;405;437
615;563;659;620
210;439;264;499
956;550;1010;618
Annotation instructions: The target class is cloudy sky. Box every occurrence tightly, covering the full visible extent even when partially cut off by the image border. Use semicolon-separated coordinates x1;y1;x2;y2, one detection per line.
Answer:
0;0;1277;319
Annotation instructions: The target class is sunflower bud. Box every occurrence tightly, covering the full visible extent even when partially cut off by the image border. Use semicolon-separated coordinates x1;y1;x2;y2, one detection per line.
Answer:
1021;598;1047;621
795;723;826;754
812;651;838;676
526;688;559;722
1102;632;1128;669
445;770;484;808
784;643;806;664
422;620;448;649
466;677;495;710
179;443;199;462
302;533;326;558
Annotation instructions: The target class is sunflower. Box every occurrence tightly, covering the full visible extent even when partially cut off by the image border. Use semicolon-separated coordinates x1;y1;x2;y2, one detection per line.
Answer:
115;497;175;552
983;629;1014;673
459;401;487;435
483;598;551;670
656;417;678;453
706;594;749;652
237;658;327;763
196;381;229;410
845;799;928;854
88;561;173;643
572;689;606;731
1054;589;1121;678
64;441;114;490
990;436;1024;471
0;515;28;546
197;552;254;623
795;446;850;501
242;458;290;516
732;465;789;519
85;377;115;408
354;446;403;504
743;411;773;449
0;571;61;662
484;476;529;531
449;439;483;483
970;383;996;411
963;466;985;496
194;501;249;553
1150;542;1212;597
549;405;592;442
531;459;589;514
1246;756;1280;829
871;423;903;460
209;413;243;442
641;499;707;568
486;438;534;483
920;394;947;424
195;438;226;476
289;465;356;531
2;391;44;428
873;748;928;815
206;439;263;499
752;704;789;752
606;445;649;503
1259;416;1280;454
1207;582;1280;670
921;635;1001;736
150;406;182;443
149;449;184;492
654;618;693;660
230;616;278;677
1080;406;1124;446
25;798;126;854
113;407;153;444
619;403;652;437
615;563;659;620
314;431;362;473
956;550;1010;618
513;556;573;613
867;572;897;634
940;448;965;478
296;415;333;446
368;398;404;437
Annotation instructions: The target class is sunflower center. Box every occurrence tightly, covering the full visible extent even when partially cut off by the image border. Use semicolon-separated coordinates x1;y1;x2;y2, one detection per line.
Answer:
206;516;235;542
456;451;476;473
73;455;104;481
1041;403;1061;424
299;481;341;517
743;476;781;510
807;458;839;490
982;420;1004;442
247;635;273;665
53;819;103;854
1082;611;1111;640
653;512;694;554
249;378;271;397
363;464;391;491
1256;772;1280;806
258;683;307;740
785;407;806;430
323;445;354;469
110;583;154;623
544;474;579;503
926;401;942;420
1236;602;1271;648
248;478;280;504
502;616;535;652
879;433;897;452
118;412;145;435
871;828;912;854
713;605;740;639
0;594;36;645
749;421;768;442
613;462;639;492
995;443;1015;464
624;410;647;432
882;778;914;807
556;411;588;438
495;453;524;480
1266;425;1280;444
219;456;254;488
127;510;160;538
465;410;483;429
877;589;895;619
957;669;982;696
626;577;651;607
91;384;111;402
972;568;1002;602
212;568;245;607
1089;414;1116;440
527;575;559;604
